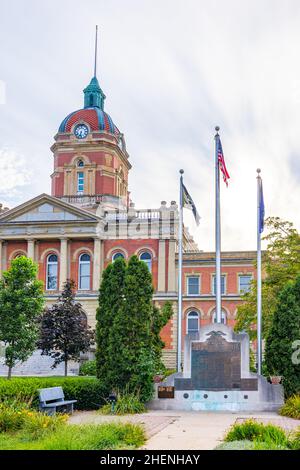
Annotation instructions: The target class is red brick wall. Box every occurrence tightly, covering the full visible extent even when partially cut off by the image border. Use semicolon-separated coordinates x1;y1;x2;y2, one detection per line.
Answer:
69;240;94;290
6;241;27;265
38;241;61;290
104;239;159;289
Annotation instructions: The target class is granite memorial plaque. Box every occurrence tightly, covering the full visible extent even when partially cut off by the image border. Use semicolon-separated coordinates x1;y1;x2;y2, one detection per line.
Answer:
191;331;241;390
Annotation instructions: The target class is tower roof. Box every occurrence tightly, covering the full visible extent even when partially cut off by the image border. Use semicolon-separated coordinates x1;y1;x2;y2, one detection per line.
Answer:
58;106;120;135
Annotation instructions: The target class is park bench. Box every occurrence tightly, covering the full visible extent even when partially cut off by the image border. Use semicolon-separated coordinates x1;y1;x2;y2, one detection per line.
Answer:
38;386;77;415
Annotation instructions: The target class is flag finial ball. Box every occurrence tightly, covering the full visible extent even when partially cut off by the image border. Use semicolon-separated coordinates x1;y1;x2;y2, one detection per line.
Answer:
257;168;261;174
215;126;220;132
179;169;184;174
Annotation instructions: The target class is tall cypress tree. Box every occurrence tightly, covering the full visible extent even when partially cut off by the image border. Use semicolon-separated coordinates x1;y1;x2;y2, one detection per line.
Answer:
96;255;174;402
109;255;154;401
265;275;300;397
95;257;126;388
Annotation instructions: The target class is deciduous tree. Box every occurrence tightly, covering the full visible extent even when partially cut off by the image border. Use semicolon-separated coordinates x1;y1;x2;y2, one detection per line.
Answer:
0;256;44;379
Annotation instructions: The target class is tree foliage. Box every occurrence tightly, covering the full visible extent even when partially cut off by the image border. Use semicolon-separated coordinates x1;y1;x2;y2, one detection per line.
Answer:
264;275;300;397
38;280;94;376
96;256;173;402
0;256;44;378
235;217;300;341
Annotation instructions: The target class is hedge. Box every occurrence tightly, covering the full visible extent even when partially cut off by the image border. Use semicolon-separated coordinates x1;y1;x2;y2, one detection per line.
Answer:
0;377;108;410
79;360;97;377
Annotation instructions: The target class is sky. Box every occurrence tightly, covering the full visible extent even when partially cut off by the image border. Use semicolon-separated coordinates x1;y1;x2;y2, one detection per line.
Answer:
1;0;300;251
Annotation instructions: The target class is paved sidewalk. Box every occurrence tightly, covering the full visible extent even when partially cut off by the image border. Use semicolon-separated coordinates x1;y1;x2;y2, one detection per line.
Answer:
69;410;299;450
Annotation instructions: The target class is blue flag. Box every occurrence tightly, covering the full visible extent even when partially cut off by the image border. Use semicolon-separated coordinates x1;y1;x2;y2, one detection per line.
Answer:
259;178;265;233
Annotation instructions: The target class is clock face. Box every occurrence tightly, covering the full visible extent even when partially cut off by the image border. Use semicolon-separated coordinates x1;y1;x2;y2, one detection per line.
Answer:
74;124;88;139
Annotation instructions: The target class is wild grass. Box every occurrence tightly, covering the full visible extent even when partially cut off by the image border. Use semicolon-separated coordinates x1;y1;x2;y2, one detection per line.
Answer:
279;395;300;420
99;391;146;415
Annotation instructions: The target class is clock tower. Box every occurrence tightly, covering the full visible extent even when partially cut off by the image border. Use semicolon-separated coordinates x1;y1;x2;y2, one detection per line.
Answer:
50;38;131;212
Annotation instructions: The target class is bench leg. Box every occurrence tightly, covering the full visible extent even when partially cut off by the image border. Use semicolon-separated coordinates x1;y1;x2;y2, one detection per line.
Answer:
44;407;56;416
66;404;74;414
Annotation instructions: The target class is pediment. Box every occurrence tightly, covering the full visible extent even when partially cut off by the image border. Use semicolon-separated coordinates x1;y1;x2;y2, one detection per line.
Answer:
0;194;99;224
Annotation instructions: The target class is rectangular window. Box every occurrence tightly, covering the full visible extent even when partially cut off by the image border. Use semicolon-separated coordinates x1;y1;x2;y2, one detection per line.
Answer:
79;262;90;290
47;263;58;290
212;275;226;295
239;275;252;294
77;172;84;194
187;276;200;295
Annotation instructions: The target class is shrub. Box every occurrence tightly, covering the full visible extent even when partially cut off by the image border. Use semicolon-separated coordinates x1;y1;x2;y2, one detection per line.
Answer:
279;395;300;420
99;391;146;415
35;423;145;450
0;423;145;450
0;402;66;436
215;440;255;450
0;377;107;410
224;420;289;448
21;410;67;439
289;429;300;450
79;360;97;376
265;276;300;397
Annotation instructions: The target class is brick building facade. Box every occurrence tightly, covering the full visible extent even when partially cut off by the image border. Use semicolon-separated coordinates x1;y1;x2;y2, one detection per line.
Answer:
0;71;256;371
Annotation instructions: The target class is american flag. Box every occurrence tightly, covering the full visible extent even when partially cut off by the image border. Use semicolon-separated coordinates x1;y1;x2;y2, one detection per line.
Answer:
217;137;230;186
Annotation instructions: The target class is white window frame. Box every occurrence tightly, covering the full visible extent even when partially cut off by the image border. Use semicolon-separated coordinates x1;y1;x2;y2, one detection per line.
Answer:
238;274;253;294
78;253;91;290
186;311;200;333
77;171;84;194
46;254;58;291
139;251;152;272
187;276;200;296
212;274;226;295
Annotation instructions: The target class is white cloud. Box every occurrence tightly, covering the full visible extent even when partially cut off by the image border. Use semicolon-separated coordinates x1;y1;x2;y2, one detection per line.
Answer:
0;148;32;206
0;0;300;250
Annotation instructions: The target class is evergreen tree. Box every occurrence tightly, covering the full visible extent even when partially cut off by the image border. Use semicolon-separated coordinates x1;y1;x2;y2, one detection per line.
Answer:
95;258;126;388
265;275;300;397
0;256;44;379
109;255;154;401
96;256;173;402
38;280;94;376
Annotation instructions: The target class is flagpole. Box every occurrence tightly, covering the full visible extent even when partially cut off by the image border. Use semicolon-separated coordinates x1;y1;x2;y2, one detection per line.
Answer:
256;168;262;375
215;127;222;323
177;169;184;372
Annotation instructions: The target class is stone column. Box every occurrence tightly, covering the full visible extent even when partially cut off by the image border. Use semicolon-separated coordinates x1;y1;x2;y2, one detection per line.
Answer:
93;238;101;291
59;238;68;290
168;239;176;292
157;240;166;292
27;239;35;260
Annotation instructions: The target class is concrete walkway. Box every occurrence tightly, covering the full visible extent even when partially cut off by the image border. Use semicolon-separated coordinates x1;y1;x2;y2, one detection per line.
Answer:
69;410;299;450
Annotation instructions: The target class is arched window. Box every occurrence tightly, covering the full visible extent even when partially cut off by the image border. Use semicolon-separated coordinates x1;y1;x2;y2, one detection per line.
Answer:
139;251;152;272
212;309;227;324
77;160;84;167
187;311;200;333
78;253;91;290
46;254;58;290
112;252;125;262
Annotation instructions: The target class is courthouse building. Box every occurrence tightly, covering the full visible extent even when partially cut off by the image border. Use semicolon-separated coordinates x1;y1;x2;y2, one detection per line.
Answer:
0;70;256;372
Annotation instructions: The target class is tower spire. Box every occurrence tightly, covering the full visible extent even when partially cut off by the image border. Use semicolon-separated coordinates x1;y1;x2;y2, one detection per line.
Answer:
83;26;106;109
94;25;98;77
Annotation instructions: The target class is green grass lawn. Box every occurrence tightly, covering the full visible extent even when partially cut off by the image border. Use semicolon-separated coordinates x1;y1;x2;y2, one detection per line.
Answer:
0;422;145;450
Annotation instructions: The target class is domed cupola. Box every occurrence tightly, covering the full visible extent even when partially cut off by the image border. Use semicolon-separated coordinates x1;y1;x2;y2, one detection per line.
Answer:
58;75;120;137
51;26;130;206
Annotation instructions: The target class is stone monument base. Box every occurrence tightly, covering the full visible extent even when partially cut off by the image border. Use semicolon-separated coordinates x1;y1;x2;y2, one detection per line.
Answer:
149;374;284;412
149;324;284;412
